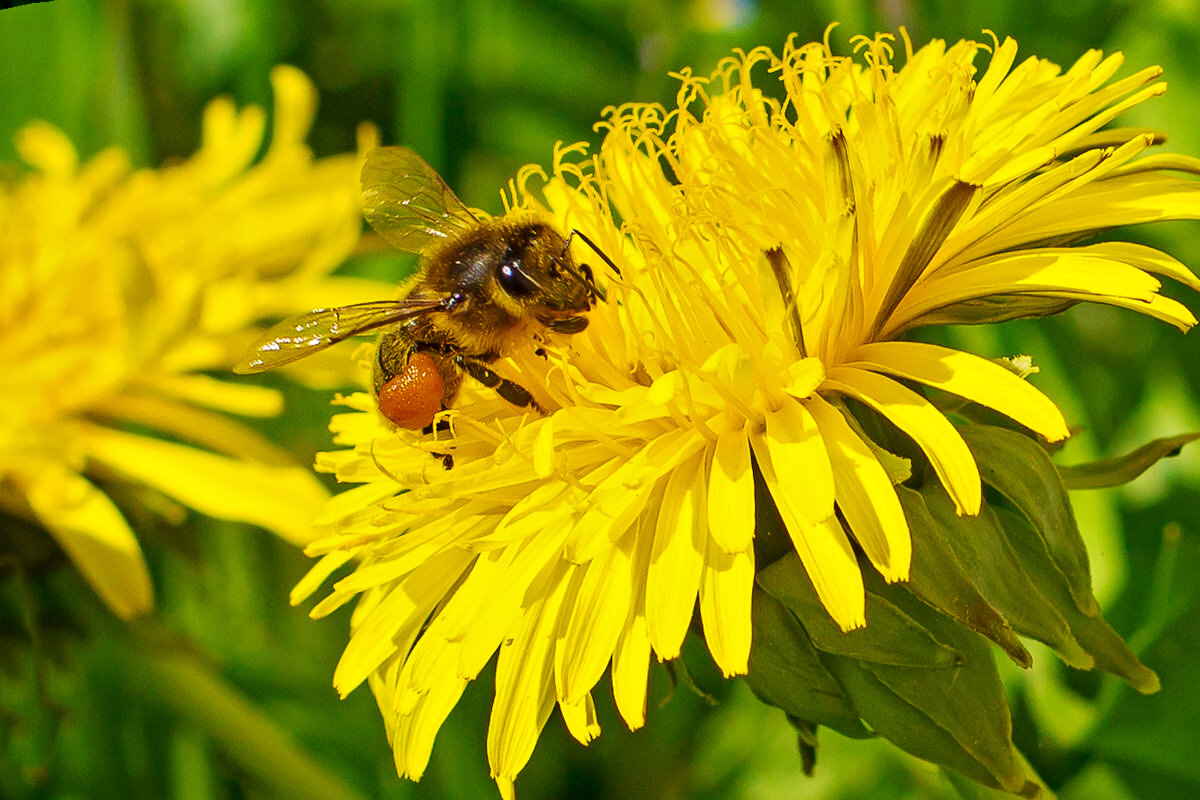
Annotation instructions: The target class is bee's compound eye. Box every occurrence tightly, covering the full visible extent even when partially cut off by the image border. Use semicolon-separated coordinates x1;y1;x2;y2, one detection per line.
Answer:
497;262;538;298
377;352;444;430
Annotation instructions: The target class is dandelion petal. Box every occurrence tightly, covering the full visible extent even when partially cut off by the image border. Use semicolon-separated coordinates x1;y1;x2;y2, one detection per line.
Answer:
762;397;835;523
850;341;1070;442
488;564;572;787
806;395;912;582
334;549;474;697
752;428;866;631
611;611;652;730
392;642;468;780
25;465;153;619
699;542;755;676
82;425;329;545
559;694;602;745
558;542;633;704
645;452;708;660
826;366;982;516
706;427;755;553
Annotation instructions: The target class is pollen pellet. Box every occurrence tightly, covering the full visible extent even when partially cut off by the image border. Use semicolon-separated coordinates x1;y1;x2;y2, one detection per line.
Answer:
377;352;444;430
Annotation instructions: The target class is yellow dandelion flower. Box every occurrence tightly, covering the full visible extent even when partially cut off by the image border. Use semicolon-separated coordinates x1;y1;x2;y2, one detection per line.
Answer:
297;31;1199;795
1;66;384;619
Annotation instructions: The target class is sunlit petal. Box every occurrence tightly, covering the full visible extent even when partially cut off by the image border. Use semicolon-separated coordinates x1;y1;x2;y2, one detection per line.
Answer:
850;341;1070;442
826;366;982;515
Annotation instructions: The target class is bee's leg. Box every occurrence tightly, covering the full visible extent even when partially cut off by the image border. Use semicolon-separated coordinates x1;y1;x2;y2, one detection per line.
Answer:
373;330;415;395
455;355;545;414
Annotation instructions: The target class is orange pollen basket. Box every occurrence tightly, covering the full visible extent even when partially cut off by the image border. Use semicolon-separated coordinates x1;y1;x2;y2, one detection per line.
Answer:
377;352;445;430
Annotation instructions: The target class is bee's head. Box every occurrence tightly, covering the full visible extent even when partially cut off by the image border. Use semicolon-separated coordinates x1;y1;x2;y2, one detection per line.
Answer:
494;222;595;334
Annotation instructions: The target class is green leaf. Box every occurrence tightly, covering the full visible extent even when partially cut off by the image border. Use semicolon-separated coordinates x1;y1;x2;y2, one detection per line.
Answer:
943;755;1055;800
744;587;868;739
865;574;1035;795
958;424;1097;616
1057;432;1200;490
757;555;963;668
897;486;1032;668
992;507;1160;694
818;656;1017;792
910;483;1094;670
817;591;1040;799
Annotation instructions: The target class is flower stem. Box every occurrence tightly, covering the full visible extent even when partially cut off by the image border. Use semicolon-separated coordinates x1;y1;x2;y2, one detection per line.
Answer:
105;630;369;800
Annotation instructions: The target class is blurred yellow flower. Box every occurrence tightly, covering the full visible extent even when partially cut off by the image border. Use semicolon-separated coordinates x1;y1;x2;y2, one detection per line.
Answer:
0;66;383;619
297;32;1200;796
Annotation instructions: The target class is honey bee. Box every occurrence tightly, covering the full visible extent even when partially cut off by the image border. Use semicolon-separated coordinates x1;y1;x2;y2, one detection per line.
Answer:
235;146;612;432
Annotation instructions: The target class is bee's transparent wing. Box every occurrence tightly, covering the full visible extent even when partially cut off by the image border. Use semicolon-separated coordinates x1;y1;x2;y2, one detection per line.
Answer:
362;146;479;254
234;298;447;373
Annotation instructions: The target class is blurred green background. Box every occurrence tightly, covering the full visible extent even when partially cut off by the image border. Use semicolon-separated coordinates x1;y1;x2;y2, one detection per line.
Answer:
2;1;1199;798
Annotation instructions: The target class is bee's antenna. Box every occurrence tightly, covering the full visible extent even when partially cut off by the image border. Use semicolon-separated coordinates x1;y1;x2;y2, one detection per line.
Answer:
564;229;622;280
